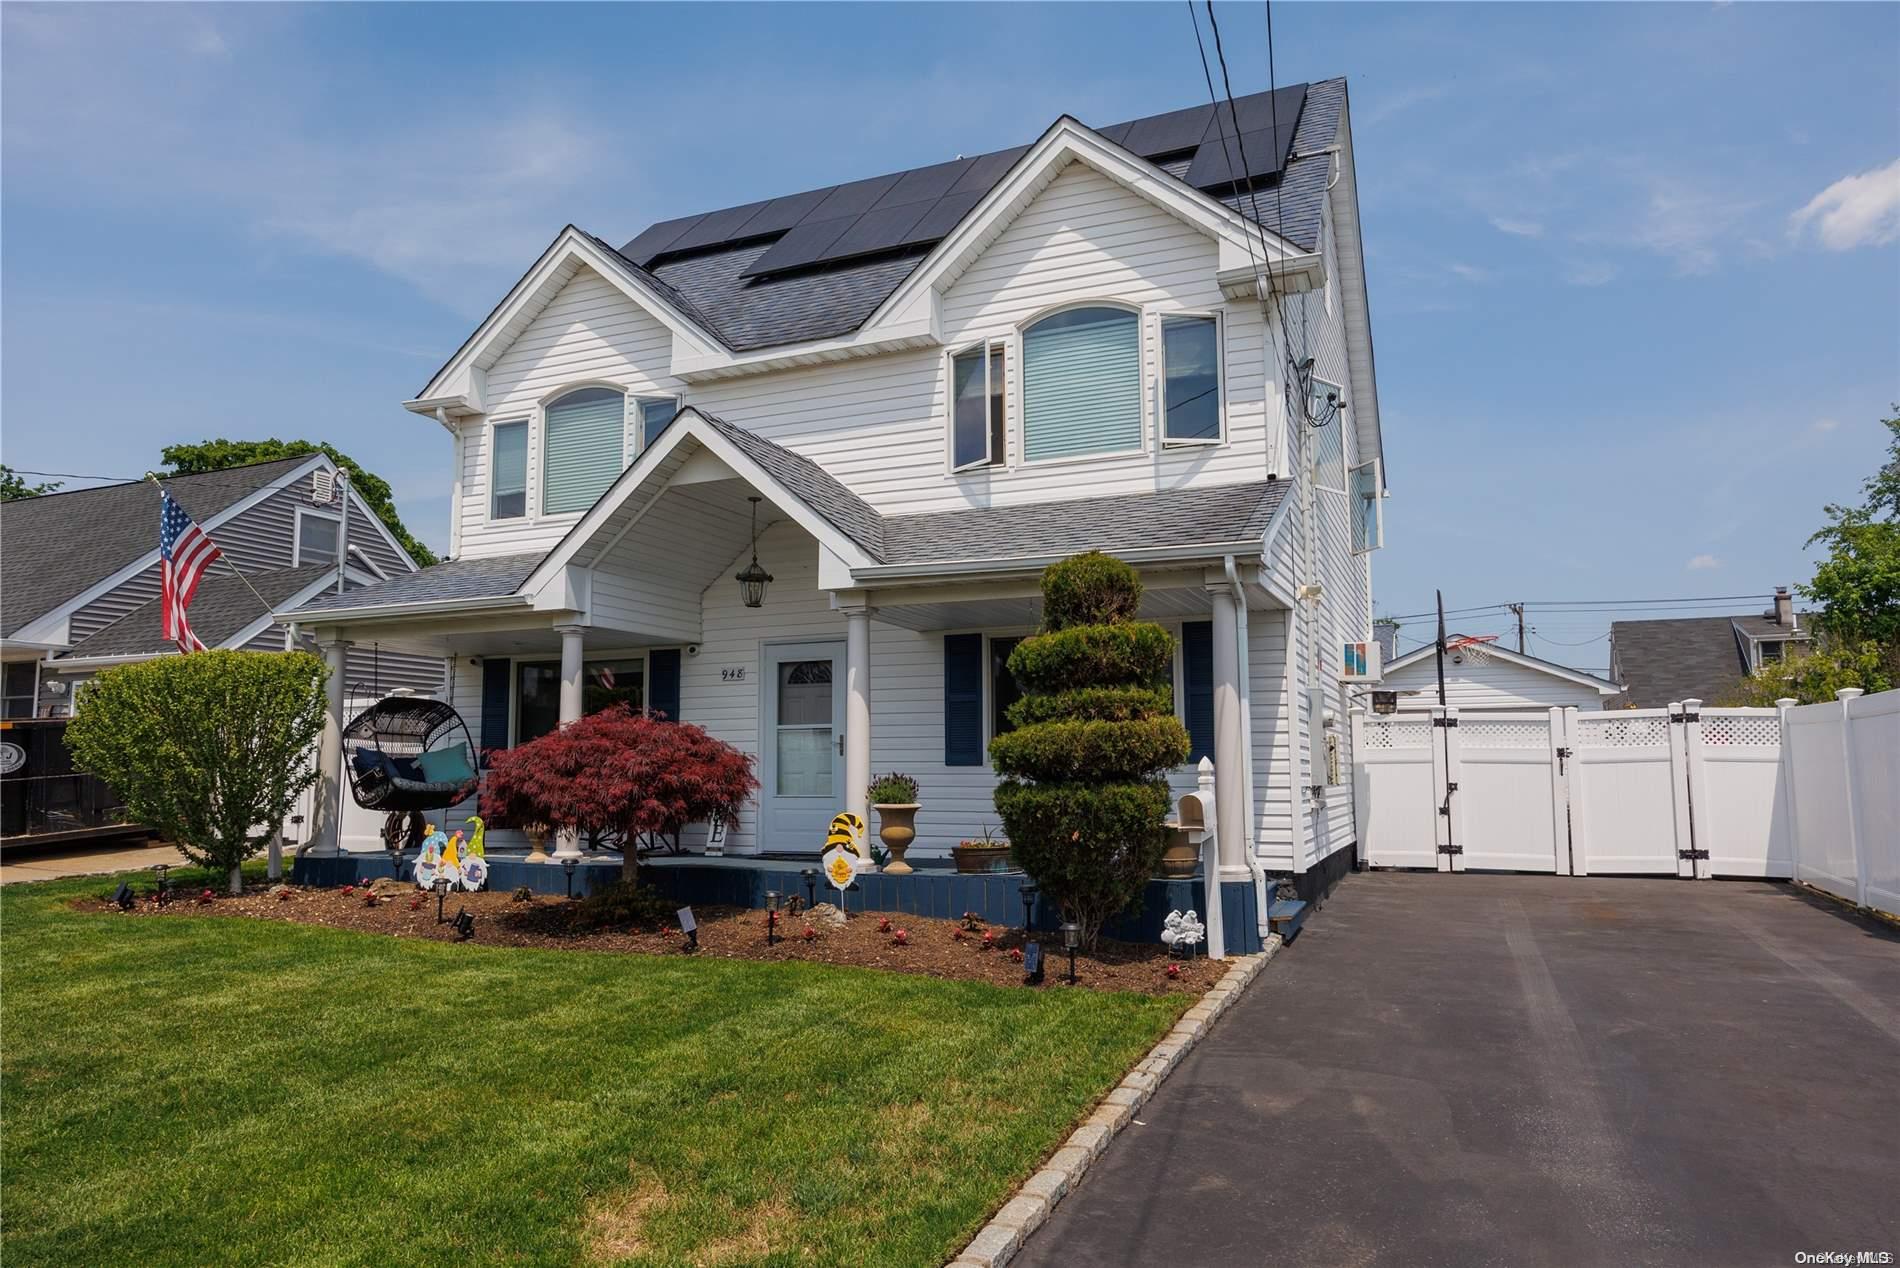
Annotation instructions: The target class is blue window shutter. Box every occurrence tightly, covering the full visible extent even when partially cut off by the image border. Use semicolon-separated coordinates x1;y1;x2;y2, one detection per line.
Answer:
944;633;984;766
1182;621;1215;764
1022;306;1142;462
649;648;681;722
543;388;626;514
480;658;512;763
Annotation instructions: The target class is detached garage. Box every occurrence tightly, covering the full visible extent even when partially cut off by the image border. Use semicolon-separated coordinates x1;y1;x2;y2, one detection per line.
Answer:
1377;636;1620;712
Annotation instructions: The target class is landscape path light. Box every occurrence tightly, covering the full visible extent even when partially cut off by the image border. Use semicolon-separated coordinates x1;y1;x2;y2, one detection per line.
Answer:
1061;920;1081;985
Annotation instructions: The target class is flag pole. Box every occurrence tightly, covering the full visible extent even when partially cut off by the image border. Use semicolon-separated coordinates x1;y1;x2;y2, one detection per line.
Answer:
147;472;280;628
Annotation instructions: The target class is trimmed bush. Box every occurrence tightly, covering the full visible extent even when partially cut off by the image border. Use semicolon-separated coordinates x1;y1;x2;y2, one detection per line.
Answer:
1005;623;1174;694
991;552;1183;947
1040;550;1142;631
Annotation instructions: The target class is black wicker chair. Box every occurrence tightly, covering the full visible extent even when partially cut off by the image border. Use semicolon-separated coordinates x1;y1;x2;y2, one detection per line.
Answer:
342;698;481;813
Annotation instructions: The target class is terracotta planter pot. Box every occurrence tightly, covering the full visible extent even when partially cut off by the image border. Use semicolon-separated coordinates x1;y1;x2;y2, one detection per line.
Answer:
951;843;1013;875
1159;826;1199;878
875;803;920;875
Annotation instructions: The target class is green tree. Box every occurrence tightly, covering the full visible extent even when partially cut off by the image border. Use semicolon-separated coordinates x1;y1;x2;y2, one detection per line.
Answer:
1724;641;1892;706
160;439;437;565
0;465;62;500
66;651;328;893
1801;409;1899;656
991;552;1190;949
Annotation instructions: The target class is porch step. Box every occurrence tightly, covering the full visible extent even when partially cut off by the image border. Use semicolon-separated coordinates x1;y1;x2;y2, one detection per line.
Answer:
1267;898;1309;942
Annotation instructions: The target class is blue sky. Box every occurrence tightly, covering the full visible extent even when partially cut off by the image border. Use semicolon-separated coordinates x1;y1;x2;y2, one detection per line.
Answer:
4;2;1896;666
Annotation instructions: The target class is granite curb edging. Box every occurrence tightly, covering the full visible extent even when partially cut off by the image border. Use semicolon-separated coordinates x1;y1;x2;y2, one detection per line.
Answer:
945;934;1285;1268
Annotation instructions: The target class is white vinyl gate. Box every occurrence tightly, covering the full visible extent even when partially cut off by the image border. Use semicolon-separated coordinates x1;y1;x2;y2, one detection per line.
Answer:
1354;699;1793;878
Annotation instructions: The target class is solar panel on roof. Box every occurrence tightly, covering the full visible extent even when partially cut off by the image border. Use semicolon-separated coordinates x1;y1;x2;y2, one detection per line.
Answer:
1097;121;1134;146
1182;122;1298;191
738;215;858;277
665;200;775;253
905;190;985;243
621;214;706;264
730;187;837;239
874;157;973;210
1223;84;1307;136
822;201;935;261
948;145;1029;196
806;173;902;222
1118;103;1216;159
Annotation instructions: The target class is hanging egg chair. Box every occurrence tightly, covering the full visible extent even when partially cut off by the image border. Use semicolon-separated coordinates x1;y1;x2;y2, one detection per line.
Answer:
342;697;481;813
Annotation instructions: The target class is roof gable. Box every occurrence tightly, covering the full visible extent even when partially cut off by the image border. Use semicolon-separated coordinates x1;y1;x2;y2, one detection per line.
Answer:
1384;638;1618;695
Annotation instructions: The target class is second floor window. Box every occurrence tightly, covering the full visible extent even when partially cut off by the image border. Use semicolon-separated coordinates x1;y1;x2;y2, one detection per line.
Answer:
491;420;527;520
1161;314;1222;444
543;386;626;515
639;397;680;450
1021;305;1142;463
296;509;340;566
950;342;1006;471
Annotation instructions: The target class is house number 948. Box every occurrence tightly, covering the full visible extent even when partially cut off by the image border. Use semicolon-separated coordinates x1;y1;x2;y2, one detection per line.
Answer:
721;667;747;682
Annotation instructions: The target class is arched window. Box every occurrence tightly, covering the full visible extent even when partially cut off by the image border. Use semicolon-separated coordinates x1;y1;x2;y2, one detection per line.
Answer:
542;386;625;515
1020;305;1142;463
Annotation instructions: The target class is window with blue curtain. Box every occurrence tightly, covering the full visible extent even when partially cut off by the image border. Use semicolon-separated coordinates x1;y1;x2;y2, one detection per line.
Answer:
491;420;527;519
542;387;625;515
1021;306;1142;462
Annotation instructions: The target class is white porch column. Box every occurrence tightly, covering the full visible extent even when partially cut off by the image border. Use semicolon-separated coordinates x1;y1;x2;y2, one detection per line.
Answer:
841;601;874;831
552;624;586;861
1208;586;1247;874
310;637;352;856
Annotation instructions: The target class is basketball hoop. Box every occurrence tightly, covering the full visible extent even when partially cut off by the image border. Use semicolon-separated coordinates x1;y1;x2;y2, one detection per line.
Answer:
1445;634;1499;667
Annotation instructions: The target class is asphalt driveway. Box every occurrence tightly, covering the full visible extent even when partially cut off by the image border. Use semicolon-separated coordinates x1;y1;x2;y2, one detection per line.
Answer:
1017;873;1900;1268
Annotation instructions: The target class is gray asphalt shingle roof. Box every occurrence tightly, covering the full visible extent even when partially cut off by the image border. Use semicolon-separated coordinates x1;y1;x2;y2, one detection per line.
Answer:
601;79;1344;354
1610;614;1812;707
59;566;333;659
699;412;888;560
1;457;314;638
287;553;542;616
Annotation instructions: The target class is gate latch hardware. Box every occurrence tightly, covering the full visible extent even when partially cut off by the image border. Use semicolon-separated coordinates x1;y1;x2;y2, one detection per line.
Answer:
1437;843;1464;856
1678;847;1710;860
1555;745;1572;774
1438;782;1458;815
1669;711;1701;724
1432;716;1460;728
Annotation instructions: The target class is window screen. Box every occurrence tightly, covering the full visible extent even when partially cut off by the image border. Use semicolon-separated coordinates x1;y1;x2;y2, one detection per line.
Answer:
543;387;625;515
297;513;340;566
1021;306;1142;462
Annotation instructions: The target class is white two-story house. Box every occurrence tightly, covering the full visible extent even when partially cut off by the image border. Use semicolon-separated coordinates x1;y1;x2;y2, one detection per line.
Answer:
286;78;1385;907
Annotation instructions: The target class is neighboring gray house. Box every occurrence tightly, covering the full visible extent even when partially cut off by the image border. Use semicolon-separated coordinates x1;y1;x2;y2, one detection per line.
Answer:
1609;587;1813;707
0;455;440;715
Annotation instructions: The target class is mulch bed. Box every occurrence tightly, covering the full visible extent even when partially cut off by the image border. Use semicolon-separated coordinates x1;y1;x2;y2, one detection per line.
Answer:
76;881;1226;996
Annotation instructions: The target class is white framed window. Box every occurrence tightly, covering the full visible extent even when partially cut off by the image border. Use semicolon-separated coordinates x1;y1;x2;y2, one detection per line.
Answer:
542;386;626;516
1159;312;1224;445
294;507;341;566
1309;376;1346;493
636;396;682;451
1019;303;1144;464
490;419;528;521
948;341;1008;472
1349;457;1383;554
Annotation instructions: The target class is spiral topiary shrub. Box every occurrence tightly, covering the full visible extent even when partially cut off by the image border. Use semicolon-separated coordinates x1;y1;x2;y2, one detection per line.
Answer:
991;551;1190;948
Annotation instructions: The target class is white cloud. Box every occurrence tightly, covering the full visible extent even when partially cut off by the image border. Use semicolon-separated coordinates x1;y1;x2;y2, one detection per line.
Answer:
1810;417;1840;435
1563;260;1619;287
1687;554;1721;571
1489;216;1543;238
1789;158;1900;251
1447;262;1492;283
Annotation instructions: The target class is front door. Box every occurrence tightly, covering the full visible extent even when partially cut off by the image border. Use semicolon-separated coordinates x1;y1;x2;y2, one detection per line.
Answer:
761;641;846;850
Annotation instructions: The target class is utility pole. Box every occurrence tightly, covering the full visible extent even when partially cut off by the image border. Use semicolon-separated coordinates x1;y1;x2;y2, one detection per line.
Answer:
1508;603;1526;653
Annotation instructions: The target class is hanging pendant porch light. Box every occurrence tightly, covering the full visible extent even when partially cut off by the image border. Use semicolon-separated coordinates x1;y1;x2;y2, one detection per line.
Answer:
735;495;774;609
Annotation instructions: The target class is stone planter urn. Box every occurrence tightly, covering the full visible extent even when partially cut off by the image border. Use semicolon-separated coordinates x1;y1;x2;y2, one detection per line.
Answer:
951;839;1013;874
1159;825;1199;878
874;803;920;875
523;823;551;865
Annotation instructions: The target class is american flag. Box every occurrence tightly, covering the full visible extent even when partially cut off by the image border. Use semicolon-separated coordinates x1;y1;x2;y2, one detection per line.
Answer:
160;489;223;653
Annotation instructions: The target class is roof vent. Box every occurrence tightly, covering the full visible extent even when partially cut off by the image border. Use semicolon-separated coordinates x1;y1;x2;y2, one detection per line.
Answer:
311;470;337;505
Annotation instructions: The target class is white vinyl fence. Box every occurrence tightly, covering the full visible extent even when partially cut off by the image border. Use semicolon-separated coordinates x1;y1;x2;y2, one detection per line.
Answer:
1355;699;1792;880
1784;688;1900;919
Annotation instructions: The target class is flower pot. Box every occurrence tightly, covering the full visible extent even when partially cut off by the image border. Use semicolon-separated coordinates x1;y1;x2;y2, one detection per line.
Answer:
951;842;1013;875
875;803;920;875
1159;825;1199;878
523;825;551;865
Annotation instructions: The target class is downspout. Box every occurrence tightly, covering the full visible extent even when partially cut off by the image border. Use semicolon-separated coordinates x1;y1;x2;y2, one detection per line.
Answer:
1223;556;1270;944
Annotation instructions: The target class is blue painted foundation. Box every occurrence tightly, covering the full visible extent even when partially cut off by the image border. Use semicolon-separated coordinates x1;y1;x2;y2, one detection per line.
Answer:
290;853;1266;952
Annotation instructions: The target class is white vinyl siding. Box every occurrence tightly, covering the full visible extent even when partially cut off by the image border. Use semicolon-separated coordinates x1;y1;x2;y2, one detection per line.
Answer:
1020;305;1142;463
542;388;625;515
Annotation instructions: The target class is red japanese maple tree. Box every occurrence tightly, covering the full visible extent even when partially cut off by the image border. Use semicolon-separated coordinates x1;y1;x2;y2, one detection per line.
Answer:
480;705;757;880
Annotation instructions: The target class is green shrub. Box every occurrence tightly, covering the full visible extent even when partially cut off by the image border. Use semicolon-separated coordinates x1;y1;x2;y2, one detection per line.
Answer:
989;717;1190;783
64;651;328;893
572;881;678;931
991;552;1183;947
1040;551;1143;631
1006;624;1174;693
867;772;920;804
1007;686;1174;729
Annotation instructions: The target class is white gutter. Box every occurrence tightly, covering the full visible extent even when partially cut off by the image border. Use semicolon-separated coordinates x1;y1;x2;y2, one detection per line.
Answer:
279;592;533;625
1223;555;1271;944
1284;603;1310;878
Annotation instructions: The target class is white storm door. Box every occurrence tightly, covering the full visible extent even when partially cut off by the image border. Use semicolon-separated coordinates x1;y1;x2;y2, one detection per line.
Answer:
761;641;846;850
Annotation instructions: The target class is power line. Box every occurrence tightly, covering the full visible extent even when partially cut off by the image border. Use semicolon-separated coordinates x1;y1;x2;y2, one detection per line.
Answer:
1377;594;1776;622
4;467;145;484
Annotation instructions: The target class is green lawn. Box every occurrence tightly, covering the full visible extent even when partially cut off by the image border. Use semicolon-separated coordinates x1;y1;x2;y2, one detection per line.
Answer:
1;867;1184;1267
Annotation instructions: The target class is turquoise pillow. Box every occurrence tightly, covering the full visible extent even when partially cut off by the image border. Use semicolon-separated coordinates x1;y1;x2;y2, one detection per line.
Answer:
414;745;475;785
